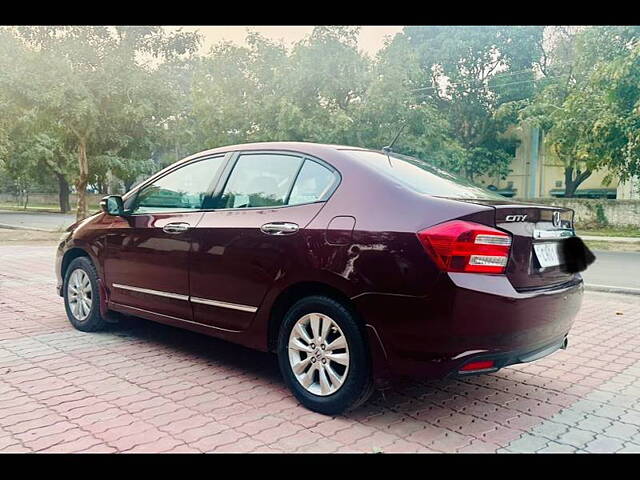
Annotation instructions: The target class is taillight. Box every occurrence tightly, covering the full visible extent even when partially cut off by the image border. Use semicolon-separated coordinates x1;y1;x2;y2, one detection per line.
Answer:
417;220;512;274
460;360;495;372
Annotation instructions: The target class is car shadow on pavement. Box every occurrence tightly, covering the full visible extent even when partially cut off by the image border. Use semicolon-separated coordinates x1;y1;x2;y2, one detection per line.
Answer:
109;314;284;385
104;313;560;436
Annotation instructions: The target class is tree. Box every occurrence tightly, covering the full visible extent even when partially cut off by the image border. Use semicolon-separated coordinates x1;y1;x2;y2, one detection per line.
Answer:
396;26;545;181
188;27;373;148
3;26;201;220
521;26;640;196
351;34;466;169
588;42;640;183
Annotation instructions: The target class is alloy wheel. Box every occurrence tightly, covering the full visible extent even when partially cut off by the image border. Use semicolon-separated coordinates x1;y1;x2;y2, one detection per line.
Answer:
288;313;350;396
67;268;93;321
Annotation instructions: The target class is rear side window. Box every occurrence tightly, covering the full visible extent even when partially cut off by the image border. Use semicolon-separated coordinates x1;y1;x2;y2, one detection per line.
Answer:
288;160;339;206
343;150;506;200
220;153;303;209
218;154;339;209
131;156;224;214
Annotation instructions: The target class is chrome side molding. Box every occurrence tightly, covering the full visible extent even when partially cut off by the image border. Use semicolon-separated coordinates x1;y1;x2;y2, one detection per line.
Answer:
190;297;258;313
112;283;190;301
112;283;258;313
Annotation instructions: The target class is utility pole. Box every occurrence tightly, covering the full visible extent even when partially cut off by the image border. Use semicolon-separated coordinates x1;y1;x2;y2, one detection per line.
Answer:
528;126;540;199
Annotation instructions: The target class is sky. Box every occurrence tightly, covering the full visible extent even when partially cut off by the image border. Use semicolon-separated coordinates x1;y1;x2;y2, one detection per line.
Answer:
164;26;405;56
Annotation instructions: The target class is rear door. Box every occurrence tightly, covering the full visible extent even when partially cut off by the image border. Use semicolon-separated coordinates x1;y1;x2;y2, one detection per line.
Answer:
189;151;340;331
104;155;226;320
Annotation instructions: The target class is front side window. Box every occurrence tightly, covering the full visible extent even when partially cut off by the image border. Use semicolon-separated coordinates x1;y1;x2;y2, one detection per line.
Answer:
131;156;224;214
219;153;303;209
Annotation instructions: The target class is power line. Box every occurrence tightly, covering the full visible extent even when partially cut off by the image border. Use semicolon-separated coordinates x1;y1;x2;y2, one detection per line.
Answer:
411;75;563;94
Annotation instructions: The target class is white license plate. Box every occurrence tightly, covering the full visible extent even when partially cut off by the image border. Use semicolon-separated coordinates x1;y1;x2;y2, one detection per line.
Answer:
534;242;561;268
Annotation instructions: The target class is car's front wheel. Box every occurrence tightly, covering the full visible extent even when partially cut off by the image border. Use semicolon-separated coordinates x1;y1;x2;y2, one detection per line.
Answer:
277;295;374;415
63;256;107;332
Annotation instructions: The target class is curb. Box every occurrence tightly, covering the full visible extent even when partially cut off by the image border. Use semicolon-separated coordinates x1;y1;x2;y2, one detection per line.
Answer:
585;284;640;296
0;223;59;233
581;235;640;244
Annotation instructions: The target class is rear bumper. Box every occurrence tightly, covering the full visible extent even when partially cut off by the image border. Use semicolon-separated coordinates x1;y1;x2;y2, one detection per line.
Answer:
353;273;583;380
451;334;568;378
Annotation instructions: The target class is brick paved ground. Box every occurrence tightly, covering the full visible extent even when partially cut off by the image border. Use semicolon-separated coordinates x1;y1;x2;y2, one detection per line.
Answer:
1;244;640;453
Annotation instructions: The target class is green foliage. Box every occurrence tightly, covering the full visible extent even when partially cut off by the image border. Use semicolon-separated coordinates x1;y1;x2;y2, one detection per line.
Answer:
595;203;608;226
589;43;640;181
395;26;545;180
2;25;639;218
521;26;640;196
0;26;201;217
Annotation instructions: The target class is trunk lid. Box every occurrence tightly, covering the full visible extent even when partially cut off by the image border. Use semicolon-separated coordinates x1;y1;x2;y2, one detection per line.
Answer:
450;198;577;290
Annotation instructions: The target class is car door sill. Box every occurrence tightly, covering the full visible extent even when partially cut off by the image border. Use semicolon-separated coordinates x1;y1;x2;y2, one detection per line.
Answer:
108;301;242;333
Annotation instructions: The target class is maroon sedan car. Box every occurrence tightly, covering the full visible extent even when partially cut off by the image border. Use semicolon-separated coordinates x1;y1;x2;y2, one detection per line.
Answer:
56;142;583;414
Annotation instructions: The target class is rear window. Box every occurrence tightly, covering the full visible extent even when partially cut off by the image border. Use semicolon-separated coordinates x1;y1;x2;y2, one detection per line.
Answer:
343;150;506;201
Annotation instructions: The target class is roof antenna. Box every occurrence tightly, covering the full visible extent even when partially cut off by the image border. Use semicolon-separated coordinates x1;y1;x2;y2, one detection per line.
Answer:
382;123;405;167
382;123;406;154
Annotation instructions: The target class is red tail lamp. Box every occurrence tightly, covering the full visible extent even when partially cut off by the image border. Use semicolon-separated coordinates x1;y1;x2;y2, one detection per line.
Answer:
417;220;512;274
460;360;495;372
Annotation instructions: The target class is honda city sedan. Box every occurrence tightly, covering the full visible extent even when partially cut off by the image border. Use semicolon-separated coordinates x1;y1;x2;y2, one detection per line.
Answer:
56;142;583;414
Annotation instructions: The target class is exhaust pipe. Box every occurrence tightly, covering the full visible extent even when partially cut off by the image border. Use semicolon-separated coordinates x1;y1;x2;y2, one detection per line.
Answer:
561;337;568;350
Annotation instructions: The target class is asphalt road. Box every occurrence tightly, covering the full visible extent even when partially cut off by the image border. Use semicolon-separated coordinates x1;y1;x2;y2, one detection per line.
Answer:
0;209;638;291
0;210;77;231
582;250;640;292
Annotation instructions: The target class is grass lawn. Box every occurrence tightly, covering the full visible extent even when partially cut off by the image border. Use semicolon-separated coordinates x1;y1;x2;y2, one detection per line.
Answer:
575;225;640;238
584;240;640;252
0;202;100;213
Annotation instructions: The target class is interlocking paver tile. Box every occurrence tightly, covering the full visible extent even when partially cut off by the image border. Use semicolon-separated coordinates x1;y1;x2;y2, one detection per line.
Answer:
191;429;246;452
536;442;578;453
3;245;640;452
172;422;229;444
583;435;626;453
603;423;640;441
505;433;551;452
554;428;597;449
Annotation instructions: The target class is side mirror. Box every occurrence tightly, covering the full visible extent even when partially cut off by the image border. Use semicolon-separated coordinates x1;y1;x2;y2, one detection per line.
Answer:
100;195;126;216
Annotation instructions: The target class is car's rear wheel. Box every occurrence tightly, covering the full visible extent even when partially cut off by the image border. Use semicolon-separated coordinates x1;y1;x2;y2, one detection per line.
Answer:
277;295;373;415
63;257;107;332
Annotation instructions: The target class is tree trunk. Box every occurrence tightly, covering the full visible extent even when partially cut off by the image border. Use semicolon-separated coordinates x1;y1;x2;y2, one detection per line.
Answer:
564;166;592;198
75;138;89;221
57;174;70;213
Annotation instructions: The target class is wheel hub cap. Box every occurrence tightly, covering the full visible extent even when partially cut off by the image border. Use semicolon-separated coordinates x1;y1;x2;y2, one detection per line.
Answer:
67;269;92;321
288;313;350;396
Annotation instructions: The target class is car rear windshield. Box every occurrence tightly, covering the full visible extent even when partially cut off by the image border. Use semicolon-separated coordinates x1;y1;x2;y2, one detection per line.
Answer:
342;149;506;201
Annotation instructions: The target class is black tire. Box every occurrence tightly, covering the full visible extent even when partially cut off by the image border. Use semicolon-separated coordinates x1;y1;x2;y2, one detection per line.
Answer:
277;295;374;415
63;256;107;332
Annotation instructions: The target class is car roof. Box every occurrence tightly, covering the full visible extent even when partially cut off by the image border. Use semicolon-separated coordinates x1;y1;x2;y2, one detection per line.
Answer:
126;142;388;200
182;141;377;161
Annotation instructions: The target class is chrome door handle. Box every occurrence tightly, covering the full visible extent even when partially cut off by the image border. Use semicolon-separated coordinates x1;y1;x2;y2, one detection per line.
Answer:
162;222;190;234
260;222;299;235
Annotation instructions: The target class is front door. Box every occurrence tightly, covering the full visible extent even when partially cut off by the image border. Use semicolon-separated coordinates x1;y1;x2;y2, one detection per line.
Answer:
189;152;340;331
104;155;226;320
